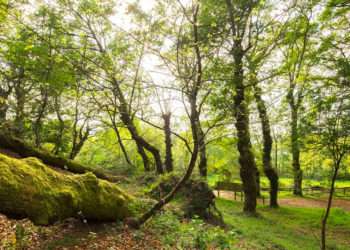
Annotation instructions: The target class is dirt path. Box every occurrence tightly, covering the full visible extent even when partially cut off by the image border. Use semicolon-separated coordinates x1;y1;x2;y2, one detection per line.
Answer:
278;197;350;211
216;191;350;211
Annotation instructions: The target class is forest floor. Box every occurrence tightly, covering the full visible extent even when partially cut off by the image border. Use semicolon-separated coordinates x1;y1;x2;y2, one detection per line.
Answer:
0;214;163;250
1;195;350;249
1;148;349;249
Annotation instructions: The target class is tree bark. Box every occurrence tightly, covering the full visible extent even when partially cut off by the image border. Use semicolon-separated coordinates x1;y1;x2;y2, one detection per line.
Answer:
14;67;26;137
130;98;200;228
113;80;164;174
321;161;340;250
33;87;49;147
192;6;208;178
52;95;65;155
69;127;89;160
225;0;258;214
198;125;207;177
0;85;11;124
111;122;136;169
162;112;174;172
254;85;279;207
290;105;303;196
233;51;257;213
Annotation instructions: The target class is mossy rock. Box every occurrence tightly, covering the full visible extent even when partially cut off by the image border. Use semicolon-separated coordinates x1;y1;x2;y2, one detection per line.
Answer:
147;174;216;220
0;153;132;225
146;173;180;200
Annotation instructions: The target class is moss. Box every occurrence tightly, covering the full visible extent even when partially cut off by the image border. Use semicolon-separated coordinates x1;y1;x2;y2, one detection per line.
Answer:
0;153;132;225
0;132;112;181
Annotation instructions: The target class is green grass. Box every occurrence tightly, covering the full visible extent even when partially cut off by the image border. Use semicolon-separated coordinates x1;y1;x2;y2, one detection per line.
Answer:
258;177;350;189
217;198;350;250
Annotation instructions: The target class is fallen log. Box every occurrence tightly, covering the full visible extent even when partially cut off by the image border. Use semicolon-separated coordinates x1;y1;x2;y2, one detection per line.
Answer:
0;132;116;182
0;153;132;225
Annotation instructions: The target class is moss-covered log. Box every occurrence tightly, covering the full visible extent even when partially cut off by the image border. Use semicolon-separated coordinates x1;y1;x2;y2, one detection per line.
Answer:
0;132;116;182
0;153;132;225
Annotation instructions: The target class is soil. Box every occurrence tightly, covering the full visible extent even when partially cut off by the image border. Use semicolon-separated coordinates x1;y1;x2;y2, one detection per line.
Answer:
0;214;162;249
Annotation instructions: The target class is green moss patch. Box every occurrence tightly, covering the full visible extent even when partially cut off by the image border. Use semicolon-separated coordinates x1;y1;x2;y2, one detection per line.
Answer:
0;153;132;225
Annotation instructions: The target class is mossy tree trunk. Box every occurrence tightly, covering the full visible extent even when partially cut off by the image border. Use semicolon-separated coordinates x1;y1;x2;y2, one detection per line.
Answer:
198;124;207;177
33;87;49;148
52;95;65;155
113;80;164;174
254;84;279;207
0;132;117;182
162;112;174;172
14;67;26;137
0;153;132;225
225;0;258;214
289;101;303;196
0;85;12;124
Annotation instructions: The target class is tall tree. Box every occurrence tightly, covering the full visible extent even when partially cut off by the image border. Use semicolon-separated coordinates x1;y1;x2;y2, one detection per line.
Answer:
282;3;316;195
223;0;261;213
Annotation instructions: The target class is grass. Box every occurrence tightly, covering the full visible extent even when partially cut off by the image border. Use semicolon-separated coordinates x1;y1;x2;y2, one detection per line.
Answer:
216;198;350;250
144;195;350;249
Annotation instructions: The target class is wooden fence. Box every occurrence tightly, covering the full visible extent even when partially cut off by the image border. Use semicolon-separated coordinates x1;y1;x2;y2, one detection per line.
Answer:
214;181;350;204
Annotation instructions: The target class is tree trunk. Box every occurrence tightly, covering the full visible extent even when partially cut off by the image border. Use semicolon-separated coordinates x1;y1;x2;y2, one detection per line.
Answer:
198;125;207;177
321;162;340;250
291;107;303;196
233;52;257;214
163;112;174;172
52;96;65;155
33;88;49;147
113;79;164;174
254;85;279;207
0;87;11;124
14;68;26;137
112;80;163;174
111;123;136;169
0;153;132;225
129;98;200;228
192;5;207;178
0;132;119;182
69;112;90;160
225;0;258;214
256;170;261;197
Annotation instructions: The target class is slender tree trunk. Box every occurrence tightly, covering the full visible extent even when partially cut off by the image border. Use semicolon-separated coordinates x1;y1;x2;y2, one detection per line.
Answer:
290;106;303;196
254;85;279;207
0;88;11;124
191;6;207;178
52;96;65;155
129;98;200;228
321;162;340;250
256;170;261;197
163;112;173;172
198;125;207;177
14;94;25;136
111;123;136;169
69;135;88;160
113;81;164;174
33;88;49;147
70;122;90;160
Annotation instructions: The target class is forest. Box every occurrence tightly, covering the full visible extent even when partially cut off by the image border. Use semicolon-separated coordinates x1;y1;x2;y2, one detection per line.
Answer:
0;0;350;249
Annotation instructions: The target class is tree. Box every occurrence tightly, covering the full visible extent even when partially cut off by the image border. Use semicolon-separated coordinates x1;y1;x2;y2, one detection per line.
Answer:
281;2;317;195
223;0;262;214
